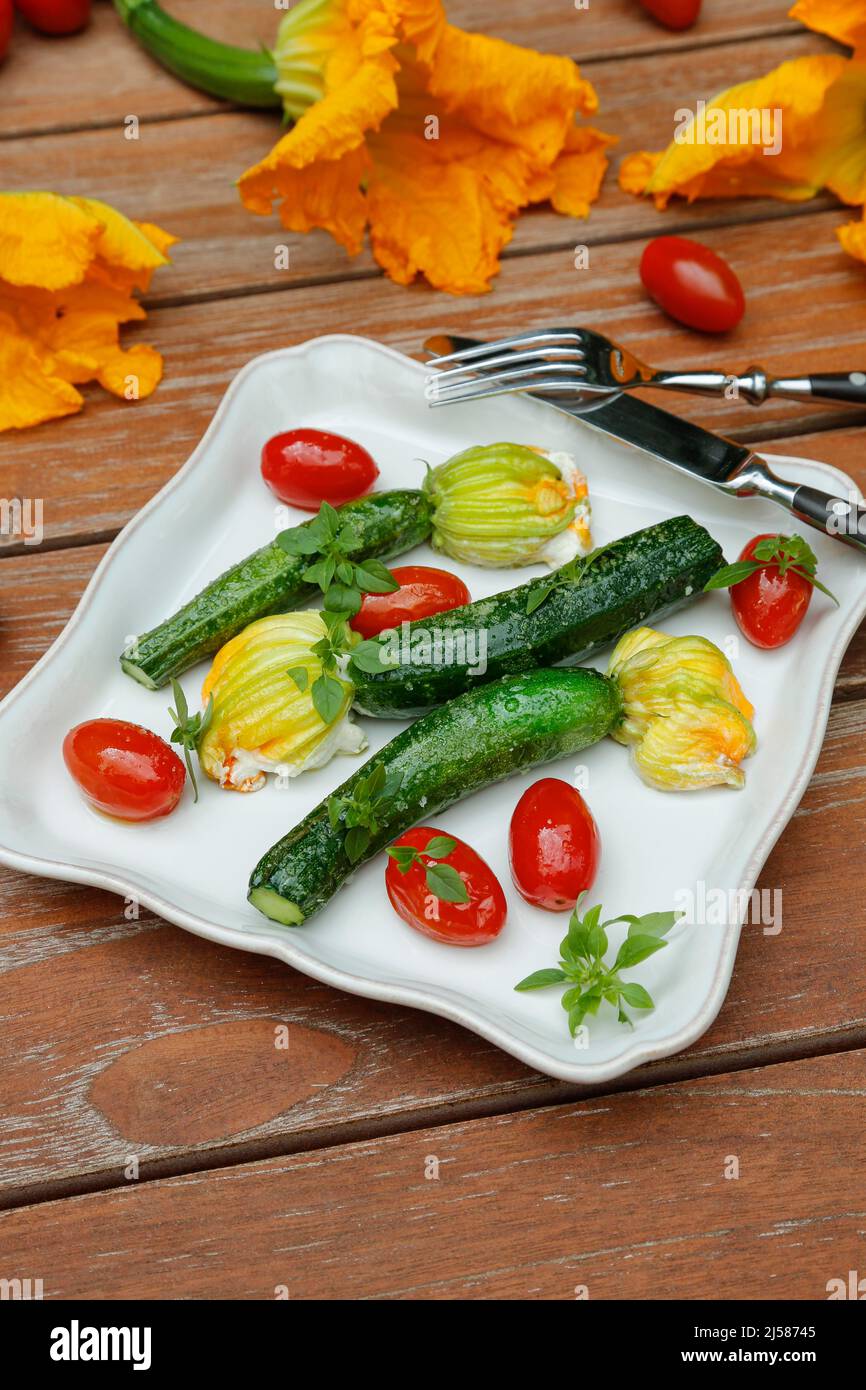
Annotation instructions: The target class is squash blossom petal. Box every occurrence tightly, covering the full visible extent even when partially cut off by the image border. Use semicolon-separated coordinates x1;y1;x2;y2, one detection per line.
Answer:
790;0;866;54
199;612;366;793
608;626;756;791
0;192;175;433
238;0;614;294
422;442;592;568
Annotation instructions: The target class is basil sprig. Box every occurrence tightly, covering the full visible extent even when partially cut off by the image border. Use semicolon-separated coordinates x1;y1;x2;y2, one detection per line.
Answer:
526;543;612;616
704;533;838;604
277;501;399;614
515;893;684;1034
386;834;469;904
168;679;213;804
286;611;354;725
328;761;404;863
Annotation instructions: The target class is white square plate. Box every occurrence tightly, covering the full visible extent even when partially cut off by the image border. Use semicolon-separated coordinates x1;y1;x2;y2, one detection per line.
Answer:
1;336;863;1083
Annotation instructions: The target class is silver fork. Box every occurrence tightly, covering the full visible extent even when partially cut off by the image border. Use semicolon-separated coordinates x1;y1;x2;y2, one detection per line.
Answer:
425;327;866;410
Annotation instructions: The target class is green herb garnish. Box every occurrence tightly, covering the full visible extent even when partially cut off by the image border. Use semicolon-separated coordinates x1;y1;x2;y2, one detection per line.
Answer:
704;534;838;604
328;761;404;863
168;679;213;804
386;834;469;904
277;501;399;614
526;543;612;615
286;611;354;726
515;894;684;1034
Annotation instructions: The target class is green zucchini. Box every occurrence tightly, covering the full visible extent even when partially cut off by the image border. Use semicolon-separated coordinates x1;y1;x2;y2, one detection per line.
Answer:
248;668;622;926
349;514;722;718
121;490;432;690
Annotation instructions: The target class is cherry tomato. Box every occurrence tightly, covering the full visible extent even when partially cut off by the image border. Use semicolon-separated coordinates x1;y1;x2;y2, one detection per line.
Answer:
638;0;701;30
261;428;379;509
385;826;506;946
1;1;13;59
640;236;745;333
350;566;471;638
63;719;186;822
729;534;813;649
14;0;91;35
509;778;600;912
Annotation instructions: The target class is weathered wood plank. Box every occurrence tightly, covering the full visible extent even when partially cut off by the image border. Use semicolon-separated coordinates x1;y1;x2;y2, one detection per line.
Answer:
2;207;863;547
0;0;802;139
1;1046;863;1299
1;539;866;1202
0;32;836;307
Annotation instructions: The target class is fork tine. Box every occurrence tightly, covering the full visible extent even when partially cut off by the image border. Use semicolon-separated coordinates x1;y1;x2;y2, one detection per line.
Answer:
431;345;585;384
428;376;605;408
428;360;588;400
428;329;586;367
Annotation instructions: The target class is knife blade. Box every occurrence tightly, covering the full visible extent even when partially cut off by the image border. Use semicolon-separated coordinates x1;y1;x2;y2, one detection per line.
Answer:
422;334;866;553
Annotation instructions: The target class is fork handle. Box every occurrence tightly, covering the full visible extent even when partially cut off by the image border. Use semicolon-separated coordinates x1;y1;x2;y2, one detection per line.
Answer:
647;366;866;408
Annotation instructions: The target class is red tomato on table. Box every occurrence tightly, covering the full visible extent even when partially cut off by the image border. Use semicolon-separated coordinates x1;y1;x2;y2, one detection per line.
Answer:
63;719;186;822
638;0;701;30
385;826;506;946
509;778;600;912
15;0;91;35
261;428;379;509
640;236;745;333
1;1;13;59
350;566;470;637
729;534;815;649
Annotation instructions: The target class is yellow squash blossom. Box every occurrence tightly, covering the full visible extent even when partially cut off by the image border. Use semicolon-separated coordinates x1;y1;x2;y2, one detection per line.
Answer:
619;0;866;266
238;0;614;295
0;193;175;432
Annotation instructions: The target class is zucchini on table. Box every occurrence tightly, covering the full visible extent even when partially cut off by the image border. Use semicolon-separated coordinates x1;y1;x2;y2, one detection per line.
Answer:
350;514;722;717
121;490;432;690
249;629;756;926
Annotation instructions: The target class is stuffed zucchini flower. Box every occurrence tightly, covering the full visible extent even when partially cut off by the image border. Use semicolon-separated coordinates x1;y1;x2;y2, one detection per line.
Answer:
0;192;175;432
198;613;366;792
423;443;592;569
608;627;756;791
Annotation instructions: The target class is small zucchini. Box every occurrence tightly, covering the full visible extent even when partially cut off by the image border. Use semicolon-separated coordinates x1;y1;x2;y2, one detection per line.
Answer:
121;489;432;690
248;667;622;926
350;514;722;718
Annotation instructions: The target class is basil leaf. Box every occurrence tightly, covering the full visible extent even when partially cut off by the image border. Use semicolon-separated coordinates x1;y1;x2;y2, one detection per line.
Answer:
286;666;309;693
613;934;668;970
325;583;361;614
423;835;456;860
627;910;682;939
703;560;762;591
567;1005;586;1037
344;825;370;863
619;982;655;1010
350;640;396;674
386;846;417;874
526;584;554;615
514;968;568;992
425;862;469;904
311;673;345;725
355;559;399;594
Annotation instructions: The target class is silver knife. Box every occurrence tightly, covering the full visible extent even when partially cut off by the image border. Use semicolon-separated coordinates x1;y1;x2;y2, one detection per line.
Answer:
423;334;866;555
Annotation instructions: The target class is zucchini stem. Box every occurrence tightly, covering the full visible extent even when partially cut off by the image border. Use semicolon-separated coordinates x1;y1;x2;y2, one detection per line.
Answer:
111;0;281;109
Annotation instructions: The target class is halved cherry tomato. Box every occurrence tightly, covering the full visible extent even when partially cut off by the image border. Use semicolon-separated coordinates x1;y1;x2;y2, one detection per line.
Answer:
509;778;600;912
350;565;471;637
640;236;745;333
385;826;506;946
729;534;814;649
1;1;13;59
14;0;91;35
63;719;186;822
638;0;701;30
261;428;379;509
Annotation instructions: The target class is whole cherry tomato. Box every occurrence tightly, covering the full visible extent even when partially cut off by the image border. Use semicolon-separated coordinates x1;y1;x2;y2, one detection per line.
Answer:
350;565;470;637
638;0;701;30
385;826;506;946
728;534;817;649
63;719;186;822
14;0;91;35
1;0;13;58
509;778;600;912
640;236;745;333
261;428;379;509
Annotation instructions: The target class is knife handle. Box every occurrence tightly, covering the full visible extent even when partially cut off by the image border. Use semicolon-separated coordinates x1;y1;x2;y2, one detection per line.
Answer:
731;458;866;554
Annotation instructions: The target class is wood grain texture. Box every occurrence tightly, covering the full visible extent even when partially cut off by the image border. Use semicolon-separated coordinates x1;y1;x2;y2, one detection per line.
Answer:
0;0;802;138
3;209;864;547
0;33;837;308
1;1046;863;1299
1;539;866;1203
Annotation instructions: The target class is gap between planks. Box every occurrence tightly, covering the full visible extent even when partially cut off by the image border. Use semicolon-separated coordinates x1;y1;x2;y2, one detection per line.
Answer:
3;1017;866;1215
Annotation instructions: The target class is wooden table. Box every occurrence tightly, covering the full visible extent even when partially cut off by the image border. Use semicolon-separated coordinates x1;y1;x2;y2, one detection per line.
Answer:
2;0;866;1301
